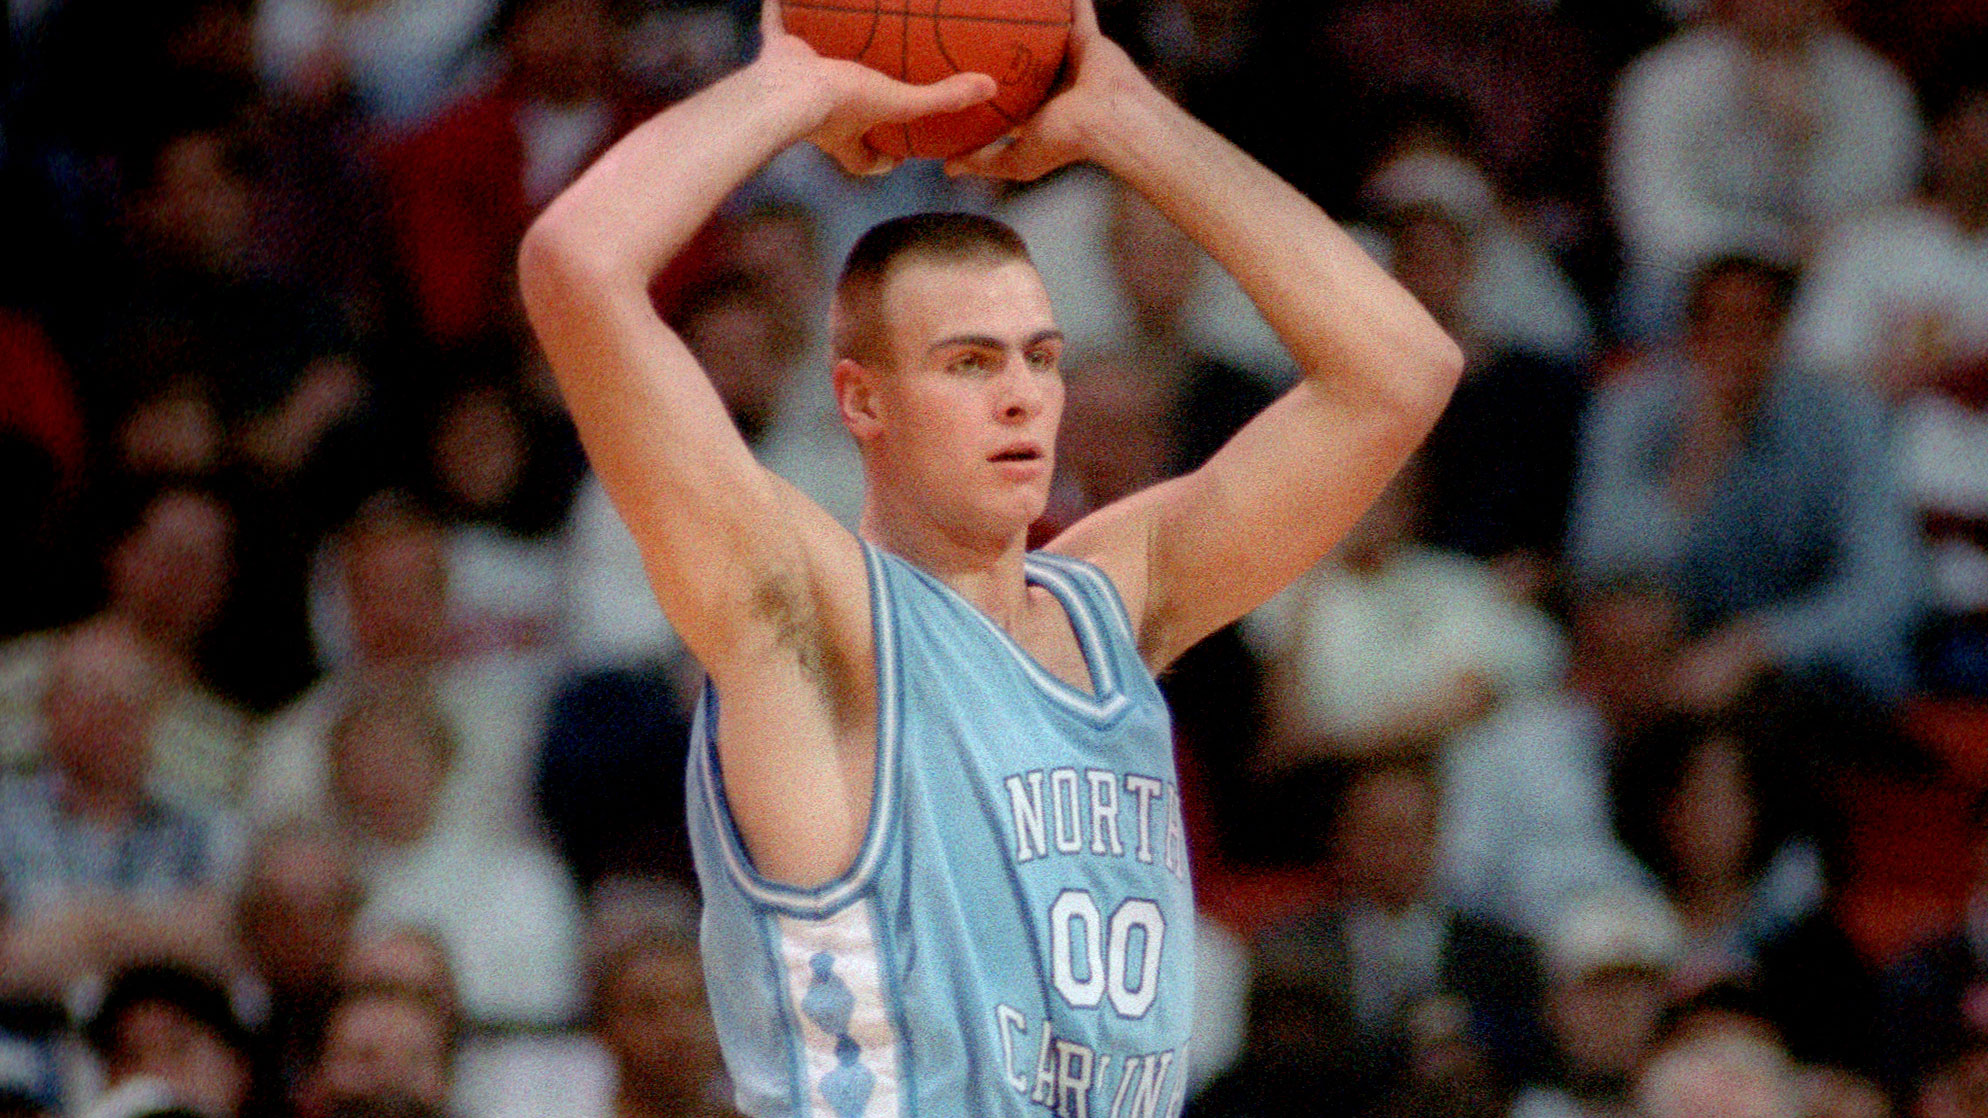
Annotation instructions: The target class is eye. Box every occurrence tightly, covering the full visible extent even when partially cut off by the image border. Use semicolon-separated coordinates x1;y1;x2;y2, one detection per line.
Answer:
947;351;993;374
1025;348;1058;372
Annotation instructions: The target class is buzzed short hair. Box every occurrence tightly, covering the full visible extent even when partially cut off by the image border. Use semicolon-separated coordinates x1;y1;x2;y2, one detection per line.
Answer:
831;213;1032;369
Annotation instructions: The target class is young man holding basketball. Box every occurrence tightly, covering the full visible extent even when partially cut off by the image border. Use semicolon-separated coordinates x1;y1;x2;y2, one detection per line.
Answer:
519;1;1462;1114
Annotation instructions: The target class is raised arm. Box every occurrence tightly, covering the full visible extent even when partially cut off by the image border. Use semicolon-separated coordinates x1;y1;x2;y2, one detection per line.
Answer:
959;1;1464;669
517;13;993;673
518;13;995;887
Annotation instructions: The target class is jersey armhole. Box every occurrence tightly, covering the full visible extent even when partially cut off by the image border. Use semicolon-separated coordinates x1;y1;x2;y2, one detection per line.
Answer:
692;543;903;918
1029;550;1142;658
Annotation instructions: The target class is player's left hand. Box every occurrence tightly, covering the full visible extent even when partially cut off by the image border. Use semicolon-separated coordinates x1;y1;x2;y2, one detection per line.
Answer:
942;0;1148;182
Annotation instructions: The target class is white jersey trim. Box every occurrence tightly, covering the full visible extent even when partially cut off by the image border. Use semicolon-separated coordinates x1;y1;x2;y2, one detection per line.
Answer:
772;900;905;1118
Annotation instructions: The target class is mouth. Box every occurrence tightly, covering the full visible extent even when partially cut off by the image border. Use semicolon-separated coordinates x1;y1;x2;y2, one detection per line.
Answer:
989;441;1045;465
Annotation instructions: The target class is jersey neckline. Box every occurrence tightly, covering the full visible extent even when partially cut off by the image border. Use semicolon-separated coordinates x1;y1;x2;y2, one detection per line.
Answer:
880;547;1133;726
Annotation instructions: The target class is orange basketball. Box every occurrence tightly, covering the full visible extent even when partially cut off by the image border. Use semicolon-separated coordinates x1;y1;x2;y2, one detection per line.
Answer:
782;0;1073;160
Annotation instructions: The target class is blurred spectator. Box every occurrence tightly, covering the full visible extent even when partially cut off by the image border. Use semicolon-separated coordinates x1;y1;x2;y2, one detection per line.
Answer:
999;170;1291;382
1207;760;1540;1116
323;674;581;1025
252;0;501;129
337;927;458;1027
295;983;455;1118
1377;199;1589;570
1362;136;1597;365
419;383;568;658
0;620;240;996
1245;466;1564;765
1315;0;1609;242
255;493;556;845
1788;83;1988;693
90;124;365;467
1442;580;1682;937
1568;256;1921;703
81;963;251;1118
1635;1031;1805;1118
584;899;728;1118
381;0;637;350
112;382;225;486
1915;1032;1988;1118
0;487;252;810
1608;0;1922;336
233;825;364;1118
1883;822;1988;1094
1790;84;1988;394
1609;713;1823;998
1513;892;1682;1118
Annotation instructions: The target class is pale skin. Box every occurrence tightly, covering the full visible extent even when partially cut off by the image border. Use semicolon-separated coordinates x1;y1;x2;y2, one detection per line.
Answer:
518;0;1463;888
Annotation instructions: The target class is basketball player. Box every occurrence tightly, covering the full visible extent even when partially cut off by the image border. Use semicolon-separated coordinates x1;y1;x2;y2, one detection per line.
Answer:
517;0;1463;1113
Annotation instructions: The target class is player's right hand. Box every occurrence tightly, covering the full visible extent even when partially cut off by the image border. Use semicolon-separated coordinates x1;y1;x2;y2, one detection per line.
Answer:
756;0;996;176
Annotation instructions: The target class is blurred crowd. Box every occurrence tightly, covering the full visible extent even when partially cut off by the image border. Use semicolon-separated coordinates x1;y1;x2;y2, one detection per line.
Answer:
1;0;1986;1115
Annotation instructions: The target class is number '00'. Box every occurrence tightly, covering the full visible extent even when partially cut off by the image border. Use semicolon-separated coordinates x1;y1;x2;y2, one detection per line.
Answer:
1048;890;1165;1017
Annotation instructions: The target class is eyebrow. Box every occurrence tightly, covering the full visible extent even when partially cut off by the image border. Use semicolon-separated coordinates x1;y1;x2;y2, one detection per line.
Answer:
925;329;1065;356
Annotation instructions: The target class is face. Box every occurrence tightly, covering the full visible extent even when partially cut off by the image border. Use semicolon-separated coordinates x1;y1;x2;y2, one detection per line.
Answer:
1335;769;1440;911
1923;1051;1988;1118
329;706;447;845
508;0;614;103
431;389;524;514
43;626;156;795
846;259;1065;545
1572;589;1683;718
109;1002;250;1118
1552;969;1669;1078
313;996;451;1109
1933;93;1988;208
109;491;234;648
1686;270;1787;403
137;132;253;272
1108;192;1200;336
344;521;449;662
1664;737;1758;890
597;948;724;1100
1390;213;1473;336
240;836;363;994
1719;0;1825;48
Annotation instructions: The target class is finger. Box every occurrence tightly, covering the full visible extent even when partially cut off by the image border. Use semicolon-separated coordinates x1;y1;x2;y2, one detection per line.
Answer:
871;69;997;122
1069;0;1100;40
760;0;783;41
944;134;1017;178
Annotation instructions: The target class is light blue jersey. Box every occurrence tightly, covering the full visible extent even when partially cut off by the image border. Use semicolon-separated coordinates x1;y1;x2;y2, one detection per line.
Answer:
688;542;1196;1118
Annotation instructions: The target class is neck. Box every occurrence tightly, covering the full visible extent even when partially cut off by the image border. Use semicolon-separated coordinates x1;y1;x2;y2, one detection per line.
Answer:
859;503;1033;628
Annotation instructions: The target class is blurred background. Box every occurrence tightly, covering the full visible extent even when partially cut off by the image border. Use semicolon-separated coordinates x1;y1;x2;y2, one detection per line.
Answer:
1;0;1986;1115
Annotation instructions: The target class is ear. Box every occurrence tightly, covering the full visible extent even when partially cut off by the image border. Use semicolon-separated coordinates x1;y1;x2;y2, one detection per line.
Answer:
834;357;885;442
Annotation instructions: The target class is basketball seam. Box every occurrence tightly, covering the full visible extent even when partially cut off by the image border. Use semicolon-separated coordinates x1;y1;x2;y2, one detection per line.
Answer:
932;0;1022;125
782;2;1070;28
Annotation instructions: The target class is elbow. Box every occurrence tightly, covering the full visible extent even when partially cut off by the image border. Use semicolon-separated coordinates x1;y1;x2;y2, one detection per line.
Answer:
516;213;625;316
1396;328;1466;429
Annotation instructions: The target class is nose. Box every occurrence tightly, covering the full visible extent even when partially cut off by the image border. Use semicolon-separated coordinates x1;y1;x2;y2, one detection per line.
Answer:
995;356;1047;423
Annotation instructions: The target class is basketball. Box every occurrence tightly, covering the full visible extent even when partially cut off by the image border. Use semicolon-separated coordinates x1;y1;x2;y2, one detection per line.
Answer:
782;0;1074;160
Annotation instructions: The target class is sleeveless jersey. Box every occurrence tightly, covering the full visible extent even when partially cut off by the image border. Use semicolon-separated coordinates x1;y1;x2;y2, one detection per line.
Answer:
688;543;1196;1118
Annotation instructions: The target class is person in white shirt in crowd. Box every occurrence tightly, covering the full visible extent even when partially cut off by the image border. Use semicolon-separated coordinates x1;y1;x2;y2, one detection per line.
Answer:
1511;893;1684;1118
0;620;243;998
419;382;569;659
255;492;555;846
321;673;581;1026
1245;462;1564;766
1442;579;1683;939
1358;127;1596;366
1790;83;1988;686
232;824;367;1118
1607;0;1922;337
0;487;252;812
998;168;1293;380
253;0;503;128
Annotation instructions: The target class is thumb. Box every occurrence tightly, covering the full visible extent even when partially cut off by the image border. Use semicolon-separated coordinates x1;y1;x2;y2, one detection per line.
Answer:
946;131;1057;182
877;70;997;122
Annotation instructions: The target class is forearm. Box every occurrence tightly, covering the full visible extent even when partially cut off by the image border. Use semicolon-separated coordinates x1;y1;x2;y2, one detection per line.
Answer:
1079;77;1461;415
521;57;828;289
